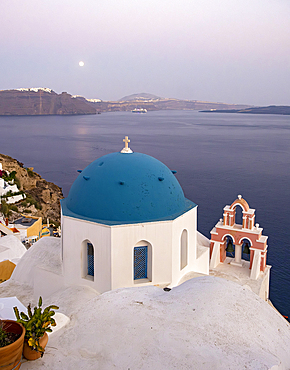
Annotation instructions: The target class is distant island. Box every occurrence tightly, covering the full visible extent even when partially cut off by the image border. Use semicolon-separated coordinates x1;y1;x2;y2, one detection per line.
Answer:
83;92;252;113
200;106;290;115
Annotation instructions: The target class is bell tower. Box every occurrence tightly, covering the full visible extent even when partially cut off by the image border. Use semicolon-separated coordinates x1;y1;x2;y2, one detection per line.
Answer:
209;195;269;280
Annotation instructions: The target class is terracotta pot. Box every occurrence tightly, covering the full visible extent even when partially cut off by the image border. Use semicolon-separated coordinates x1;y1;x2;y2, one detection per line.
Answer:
0;320;25;370
23;332;48;361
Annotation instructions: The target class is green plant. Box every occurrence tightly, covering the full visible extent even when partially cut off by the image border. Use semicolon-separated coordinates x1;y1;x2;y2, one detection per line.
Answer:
26;194;36;206
0;320;19;348
9;204;18;212
14;176;21;189
9;171;16;180
2;171;17;183
1;200;9;218
14;297;59;356
35;202;42;210
23;209;31;213
27;169;34;178
0;321;9;348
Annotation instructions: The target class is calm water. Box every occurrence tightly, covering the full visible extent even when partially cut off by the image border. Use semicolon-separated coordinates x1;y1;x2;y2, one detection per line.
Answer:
0;111;289;315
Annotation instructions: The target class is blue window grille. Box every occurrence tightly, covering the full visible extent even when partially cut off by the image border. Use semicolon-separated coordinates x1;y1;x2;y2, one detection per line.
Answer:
87;243;94;276
134;246;148;280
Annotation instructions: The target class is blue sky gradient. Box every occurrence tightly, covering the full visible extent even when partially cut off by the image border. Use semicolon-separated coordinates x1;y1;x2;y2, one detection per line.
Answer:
1;0;290;105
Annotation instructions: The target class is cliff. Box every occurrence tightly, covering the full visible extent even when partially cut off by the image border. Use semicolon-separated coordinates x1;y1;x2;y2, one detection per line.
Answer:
0;88;96;116
0;153;63;225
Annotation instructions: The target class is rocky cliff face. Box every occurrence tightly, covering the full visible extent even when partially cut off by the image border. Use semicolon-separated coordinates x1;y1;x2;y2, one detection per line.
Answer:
0;153;63;225
0;88;96;115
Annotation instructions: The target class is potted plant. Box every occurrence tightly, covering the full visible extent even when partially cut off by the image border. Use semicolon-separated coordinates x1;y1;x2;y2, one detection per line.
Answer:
13;296;59;360
0;319;25;370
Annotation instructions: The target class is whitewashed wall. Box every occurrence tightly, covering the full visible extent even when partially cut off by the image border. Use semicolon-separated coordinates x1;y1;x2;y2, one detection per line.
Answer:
62;208;209;294
111;220;173;290
171;207;198;286
62;216;111;293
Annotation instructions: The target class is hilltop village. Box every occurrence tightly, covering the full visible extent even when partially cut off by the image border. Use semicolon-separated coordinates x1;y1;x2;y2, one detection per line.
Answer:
0;153;62;247
0;137;289;369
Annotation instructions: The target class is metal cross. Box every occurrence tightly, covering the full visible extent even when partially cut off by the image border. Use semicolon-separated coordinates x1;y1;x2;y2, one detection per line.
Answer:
123;136;130;149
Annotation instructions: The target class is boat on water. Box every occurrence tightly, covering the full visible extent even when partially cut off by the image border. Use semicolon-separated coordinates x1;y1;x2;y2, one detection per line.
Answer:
132;108;147;113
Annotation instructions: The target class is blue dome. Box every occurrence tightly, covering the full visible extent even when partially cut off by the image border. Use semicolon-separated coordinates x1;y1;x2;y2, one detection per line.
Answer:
61;152;196;225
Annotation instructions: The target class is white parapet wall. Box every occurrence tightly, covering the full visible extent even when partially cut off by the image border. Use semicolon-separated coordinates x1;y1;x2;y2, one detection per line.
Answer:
210;241;221;269
250;250;262;280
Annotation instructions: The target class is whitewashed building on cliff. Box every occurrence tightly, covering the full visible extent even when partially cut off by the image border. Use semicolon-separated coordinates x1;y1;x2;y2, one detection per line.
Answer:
60;136;209;293
0;163;25;204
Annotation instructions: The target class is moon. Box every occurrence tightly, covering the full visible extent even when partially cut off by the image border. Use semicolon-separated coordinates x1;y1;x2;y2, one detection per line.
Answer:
79;61;85;67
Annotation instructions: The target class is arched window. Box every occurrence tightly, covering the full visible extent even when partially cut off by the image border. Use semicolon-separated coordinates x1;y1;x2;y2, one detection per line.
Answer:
87;242;94;277
82;240;94;281
180;229;188;270
134;246;148;279
133;241;152;282
235;205;243;225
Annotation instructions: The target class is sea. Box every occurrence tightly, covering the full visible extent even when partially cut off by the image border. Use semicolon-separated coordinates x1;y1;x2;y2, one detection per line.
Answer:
0;110;289;316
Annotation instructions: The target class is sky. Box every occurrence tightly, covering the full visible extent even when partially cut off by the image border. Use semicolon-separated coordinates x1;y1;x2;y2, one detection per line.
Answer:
1;0;290;105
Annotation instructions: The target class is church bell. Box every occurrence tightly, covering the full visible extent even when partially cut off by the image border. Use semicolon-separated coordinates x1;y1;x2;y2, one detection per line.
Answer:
226;240;234;253
243;243;250;255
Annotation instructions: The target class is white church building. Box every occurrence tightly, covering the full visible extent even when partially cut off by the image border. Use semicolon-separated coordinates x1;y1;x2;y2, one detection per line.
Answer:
61;136;209;293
